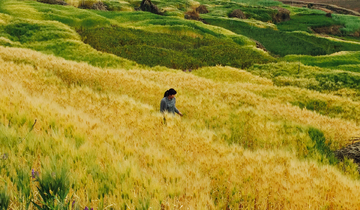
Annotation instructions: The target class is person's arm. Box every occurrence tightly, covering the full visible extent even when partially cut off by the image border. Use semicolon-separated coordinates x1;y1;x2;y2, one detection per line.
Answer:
174;98;183;116
160;99;166;113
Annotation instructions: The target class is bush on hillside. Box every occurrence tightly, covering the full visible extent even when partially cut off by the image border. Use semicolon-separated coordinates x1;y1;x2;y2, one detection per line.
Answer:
271;7;291;23
195;5;209;14
228;9;246;19
139;0;163;15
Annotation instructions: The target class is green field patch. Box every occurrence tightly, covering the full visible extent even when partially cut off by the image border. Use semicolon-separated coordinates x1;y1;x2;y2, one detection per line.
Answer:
203;16;360;56
333;14;360;34
0;0;42;20
0;17;136;69
4;20;79;43
284;51;360;70
26;1;114;27
79;26;273;69
206;2;277;22
277;14;341;33
249;62;360;92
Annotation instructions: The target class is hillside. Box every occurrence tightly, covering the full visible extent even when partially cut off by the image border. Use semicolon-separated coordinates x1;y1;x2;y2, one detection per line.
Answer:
292;0;360;12
2;0;360;209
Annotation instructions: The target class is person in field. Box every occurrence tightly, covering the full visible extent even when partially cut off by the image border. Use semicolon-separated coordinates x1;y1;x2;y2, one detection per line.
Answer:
160;88;183;116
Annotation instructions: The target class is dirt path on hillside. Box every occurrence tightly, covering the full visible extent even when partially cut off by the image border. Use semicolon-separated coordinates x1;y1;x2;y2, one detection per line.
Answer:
278;0;360;16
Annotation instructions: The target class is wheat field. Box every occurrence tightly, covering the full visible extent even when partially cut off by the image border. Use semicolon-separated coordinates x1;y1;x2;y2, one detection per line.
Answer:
1;45;360;209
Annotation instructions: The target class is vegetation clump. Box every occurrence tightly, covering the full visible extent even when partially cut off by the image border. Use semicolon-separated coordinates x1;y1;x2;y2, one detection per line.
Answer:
228;9;246;19
139;0;163;15
195;5;209;14
184;10;205;22
271;6;291;23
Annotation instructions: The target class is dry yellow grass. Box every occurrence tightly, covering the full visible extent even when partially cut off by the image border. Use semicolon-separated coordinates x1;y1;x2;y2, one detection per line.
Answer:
1;46;360;209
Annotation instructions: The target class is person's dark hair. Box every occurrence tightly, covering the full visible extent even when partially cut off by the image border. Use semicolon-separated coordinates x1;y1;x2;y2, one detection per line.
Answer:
164;88;177;97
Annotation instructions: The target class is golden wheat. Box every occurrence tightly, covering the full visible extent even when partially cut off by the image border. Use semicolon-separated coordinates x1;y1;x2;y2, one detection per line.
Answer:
1;46;360;209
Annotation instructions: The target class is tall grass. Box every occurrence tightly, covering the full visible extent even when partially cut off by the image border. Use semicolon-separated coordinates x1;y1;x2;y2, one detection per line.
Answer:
2;0;360;208
333;14;360;34
0;46;360;208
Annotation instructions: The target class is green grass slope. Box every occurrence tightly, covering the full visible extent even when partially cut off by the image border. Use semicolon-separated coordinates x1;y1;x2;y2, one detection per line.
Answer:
0;0;276;70
0;1;137;69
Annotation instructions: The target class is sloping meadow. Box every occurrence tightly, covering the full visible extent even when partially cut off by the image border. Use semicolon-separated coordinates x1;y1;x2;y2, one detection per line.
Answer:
2;0;360;209
1;46;360;209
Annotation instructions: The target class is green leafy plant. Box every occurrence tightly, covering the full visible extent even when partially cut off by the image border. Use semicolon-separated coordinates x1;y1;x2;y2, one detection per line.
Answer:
32;164;71;210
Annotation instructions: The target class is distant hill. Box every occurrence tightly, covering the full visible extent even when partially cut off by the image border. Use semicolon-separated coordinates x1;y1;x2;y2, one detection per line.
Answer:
298;0;360;12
